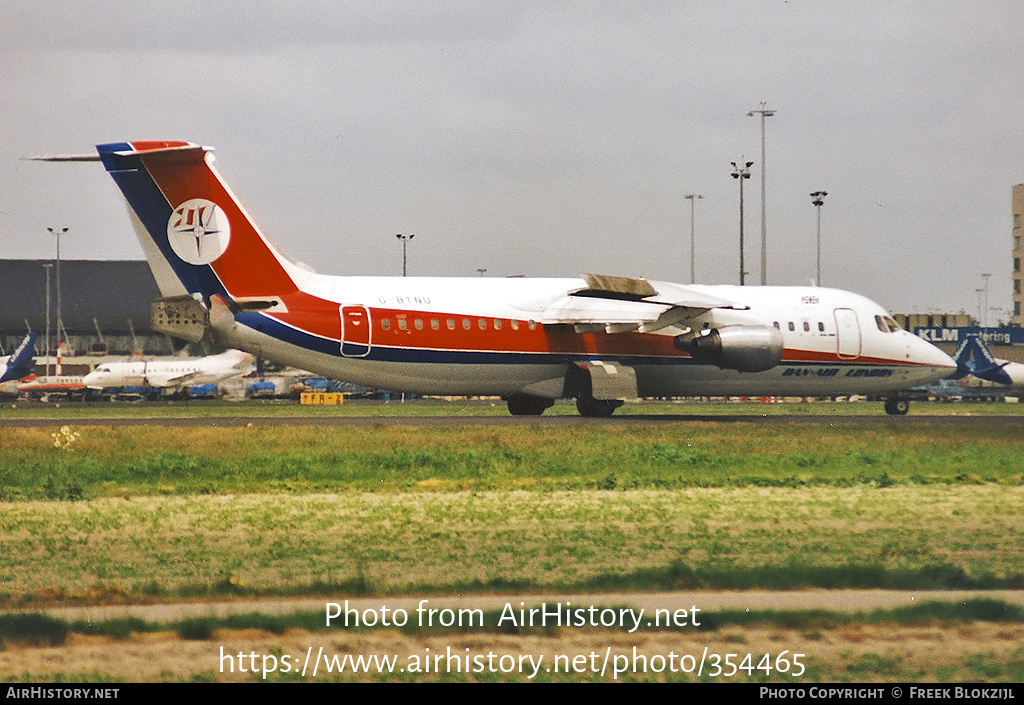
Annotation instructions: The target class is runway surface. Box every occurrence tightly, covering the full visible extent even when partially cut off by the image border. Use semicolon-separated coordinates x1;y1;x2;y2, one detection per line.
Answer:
1;413;1021;428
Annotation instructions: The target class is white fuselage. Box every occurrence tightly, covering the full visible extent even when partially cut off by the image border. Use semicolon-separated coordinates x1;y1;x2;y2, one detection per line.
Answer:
83;351;253;390
213;274;955;399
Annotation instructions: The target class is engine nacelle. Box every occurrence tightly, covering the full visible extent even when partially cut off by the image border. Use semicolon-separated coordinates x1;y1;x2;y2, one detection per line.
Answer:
674;325;784;373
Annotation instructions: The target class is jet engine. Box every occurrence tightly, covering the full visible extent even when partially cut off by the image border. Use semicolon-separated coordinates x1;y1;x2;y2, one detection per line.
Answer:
674;325;784;373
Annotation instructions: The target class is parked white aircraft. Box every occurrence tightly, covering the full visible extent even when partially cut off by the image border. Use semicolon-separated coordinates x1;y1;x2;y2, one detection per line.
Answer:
82;349;254;391
17;375;87;399
36;141;955;415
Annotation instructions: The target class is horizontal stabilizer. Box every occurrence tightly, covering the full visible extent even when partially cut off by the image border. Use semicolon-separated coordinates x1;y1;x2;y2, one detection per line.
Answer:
23;153;101;162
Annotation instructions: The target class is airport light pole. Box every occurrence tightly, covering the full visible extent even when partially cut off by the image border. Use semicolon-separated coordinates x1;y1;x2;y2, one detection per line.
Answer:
810;191;827;286
731;160;753;286
396;233;414;277
982;273;991;329
683;194;703;284
42;264;53;377
747;103;775;285
47;228;67;366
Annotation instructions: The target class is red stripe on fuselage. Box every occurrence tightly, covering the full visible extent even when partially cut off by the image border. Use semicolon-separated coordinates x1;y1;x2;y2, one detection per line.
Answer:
260;302;926;366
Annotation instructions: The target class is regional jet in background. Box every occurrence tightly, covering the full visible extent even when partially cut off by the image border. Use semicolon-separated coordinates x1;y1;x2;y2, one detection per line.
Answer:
0;331;37;383
17;375;88;399
33;141;955;416
82;349;254;393
950;335;1024;387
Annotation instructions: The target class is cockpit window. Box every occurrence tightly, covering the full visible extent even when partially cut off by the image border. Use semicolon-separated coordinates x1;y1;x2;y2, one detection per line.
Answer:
875;315;901;333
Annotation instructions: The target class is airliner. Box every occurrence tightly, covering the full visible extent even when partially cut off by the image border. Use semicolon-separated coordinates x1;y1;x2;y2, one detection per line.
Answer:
950;335;1024;386
17;375;88;399
33;141;955;416
0;332;37;384
83;349;254;392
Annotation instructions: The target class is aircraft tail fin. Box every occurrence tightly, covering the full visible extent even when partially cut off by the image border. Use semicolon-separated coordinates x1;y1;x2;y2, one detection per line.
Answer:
0;332;37;383
96;141;301;301
949;337;973;380
951;334;1013;385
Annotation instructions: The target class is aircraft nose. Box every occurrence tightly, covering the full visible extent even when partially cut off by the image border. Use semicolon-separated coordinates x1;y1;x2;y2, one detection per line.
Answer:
910;335;957;374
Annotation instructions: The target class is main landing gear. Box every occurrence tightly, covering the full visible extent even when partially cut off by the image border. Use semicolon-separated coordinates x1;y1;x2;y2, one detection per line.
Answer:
884;397;910;416
505;393;625;418
575;396;624;418
505;394;555;416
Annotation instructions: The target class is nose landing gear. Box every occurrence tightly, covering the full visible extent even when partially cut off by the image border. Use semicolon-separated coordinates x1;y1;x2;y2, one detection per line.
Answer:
884;397;910;416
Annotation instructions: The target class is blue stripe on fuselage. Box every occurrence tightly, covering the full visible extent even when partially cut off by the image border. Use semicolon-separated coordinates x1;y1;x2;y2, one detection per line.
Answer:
236;310;910;370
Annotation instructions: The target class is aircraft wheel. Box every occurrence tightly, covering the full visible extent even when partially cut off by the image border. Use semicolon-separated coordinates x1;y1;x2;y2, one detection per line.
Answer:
884;397;910;416
506;394;553;416
576;396;623;418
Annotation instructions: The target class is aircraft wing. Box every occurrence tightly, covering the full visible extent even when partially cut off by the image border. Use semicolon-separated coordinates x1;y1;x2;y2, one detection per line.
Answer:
158;360;252;387
532;275;746;334
147;370;202;387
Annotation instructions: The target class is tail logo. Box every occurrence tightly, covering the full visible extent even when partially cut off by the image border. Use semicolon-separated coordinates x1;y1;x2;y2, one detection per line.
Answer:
167;199;231;265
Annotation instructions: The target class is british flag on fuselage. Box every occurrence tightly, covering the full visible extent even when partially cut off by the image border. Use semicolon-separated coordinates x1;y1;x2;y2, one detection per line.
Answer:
36;141;955;416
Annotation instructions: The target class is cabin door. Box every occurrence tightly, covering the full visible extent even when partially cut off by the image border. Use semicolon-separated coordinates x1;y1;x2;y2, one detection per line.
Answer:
834;308;861;359
340;305;371;357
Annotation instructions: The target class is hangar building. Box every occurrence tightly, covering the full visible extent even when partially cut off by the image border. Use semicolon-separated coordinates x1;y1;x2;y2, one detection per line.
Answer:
0;260;171;362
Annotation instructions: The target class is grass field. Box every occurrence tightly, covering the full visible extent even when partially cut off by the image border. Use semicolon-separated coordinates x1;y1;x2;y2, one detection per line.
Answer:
0;403;1021;601
1;401;1022;681
3;601;1024;682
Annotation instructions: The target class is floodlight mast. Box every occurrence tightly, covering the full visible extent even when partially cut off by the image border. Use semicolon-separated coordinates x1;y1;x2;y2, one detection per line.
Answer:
396;233;415;277
683;194;703;285
747;103;775;285
731;160;753;285
810;191;827;285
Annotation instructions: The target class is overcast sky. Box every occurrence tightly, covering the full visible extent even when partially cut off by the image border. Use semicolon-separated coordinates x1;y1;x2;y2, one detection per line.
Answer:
2;1;1022;320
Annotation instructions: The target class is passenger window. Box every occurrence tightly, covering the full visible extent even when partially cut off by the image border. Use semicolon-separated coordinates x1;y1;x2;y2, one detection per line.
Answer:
431;319;439;330
478;319;487;330
788;322;795;332
803;321;810;332
818;321;825;332
398;319;407;331
414;319;423;330
494;319;502;330
381;319;390;331
447;319;455;330
511;320;520;331
463;319;471;331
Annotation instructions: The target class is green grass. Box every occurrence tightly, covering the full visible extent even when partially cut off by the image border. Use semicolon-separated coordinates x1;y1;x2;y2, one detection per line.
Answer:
1;485;1022;602
1;415;1022;499
1;406;1022;605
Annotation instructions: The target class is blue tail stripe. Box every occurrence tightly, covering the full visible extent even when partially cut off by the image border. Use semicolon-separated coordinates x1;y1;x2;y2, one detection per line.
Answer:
96;144;227;297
